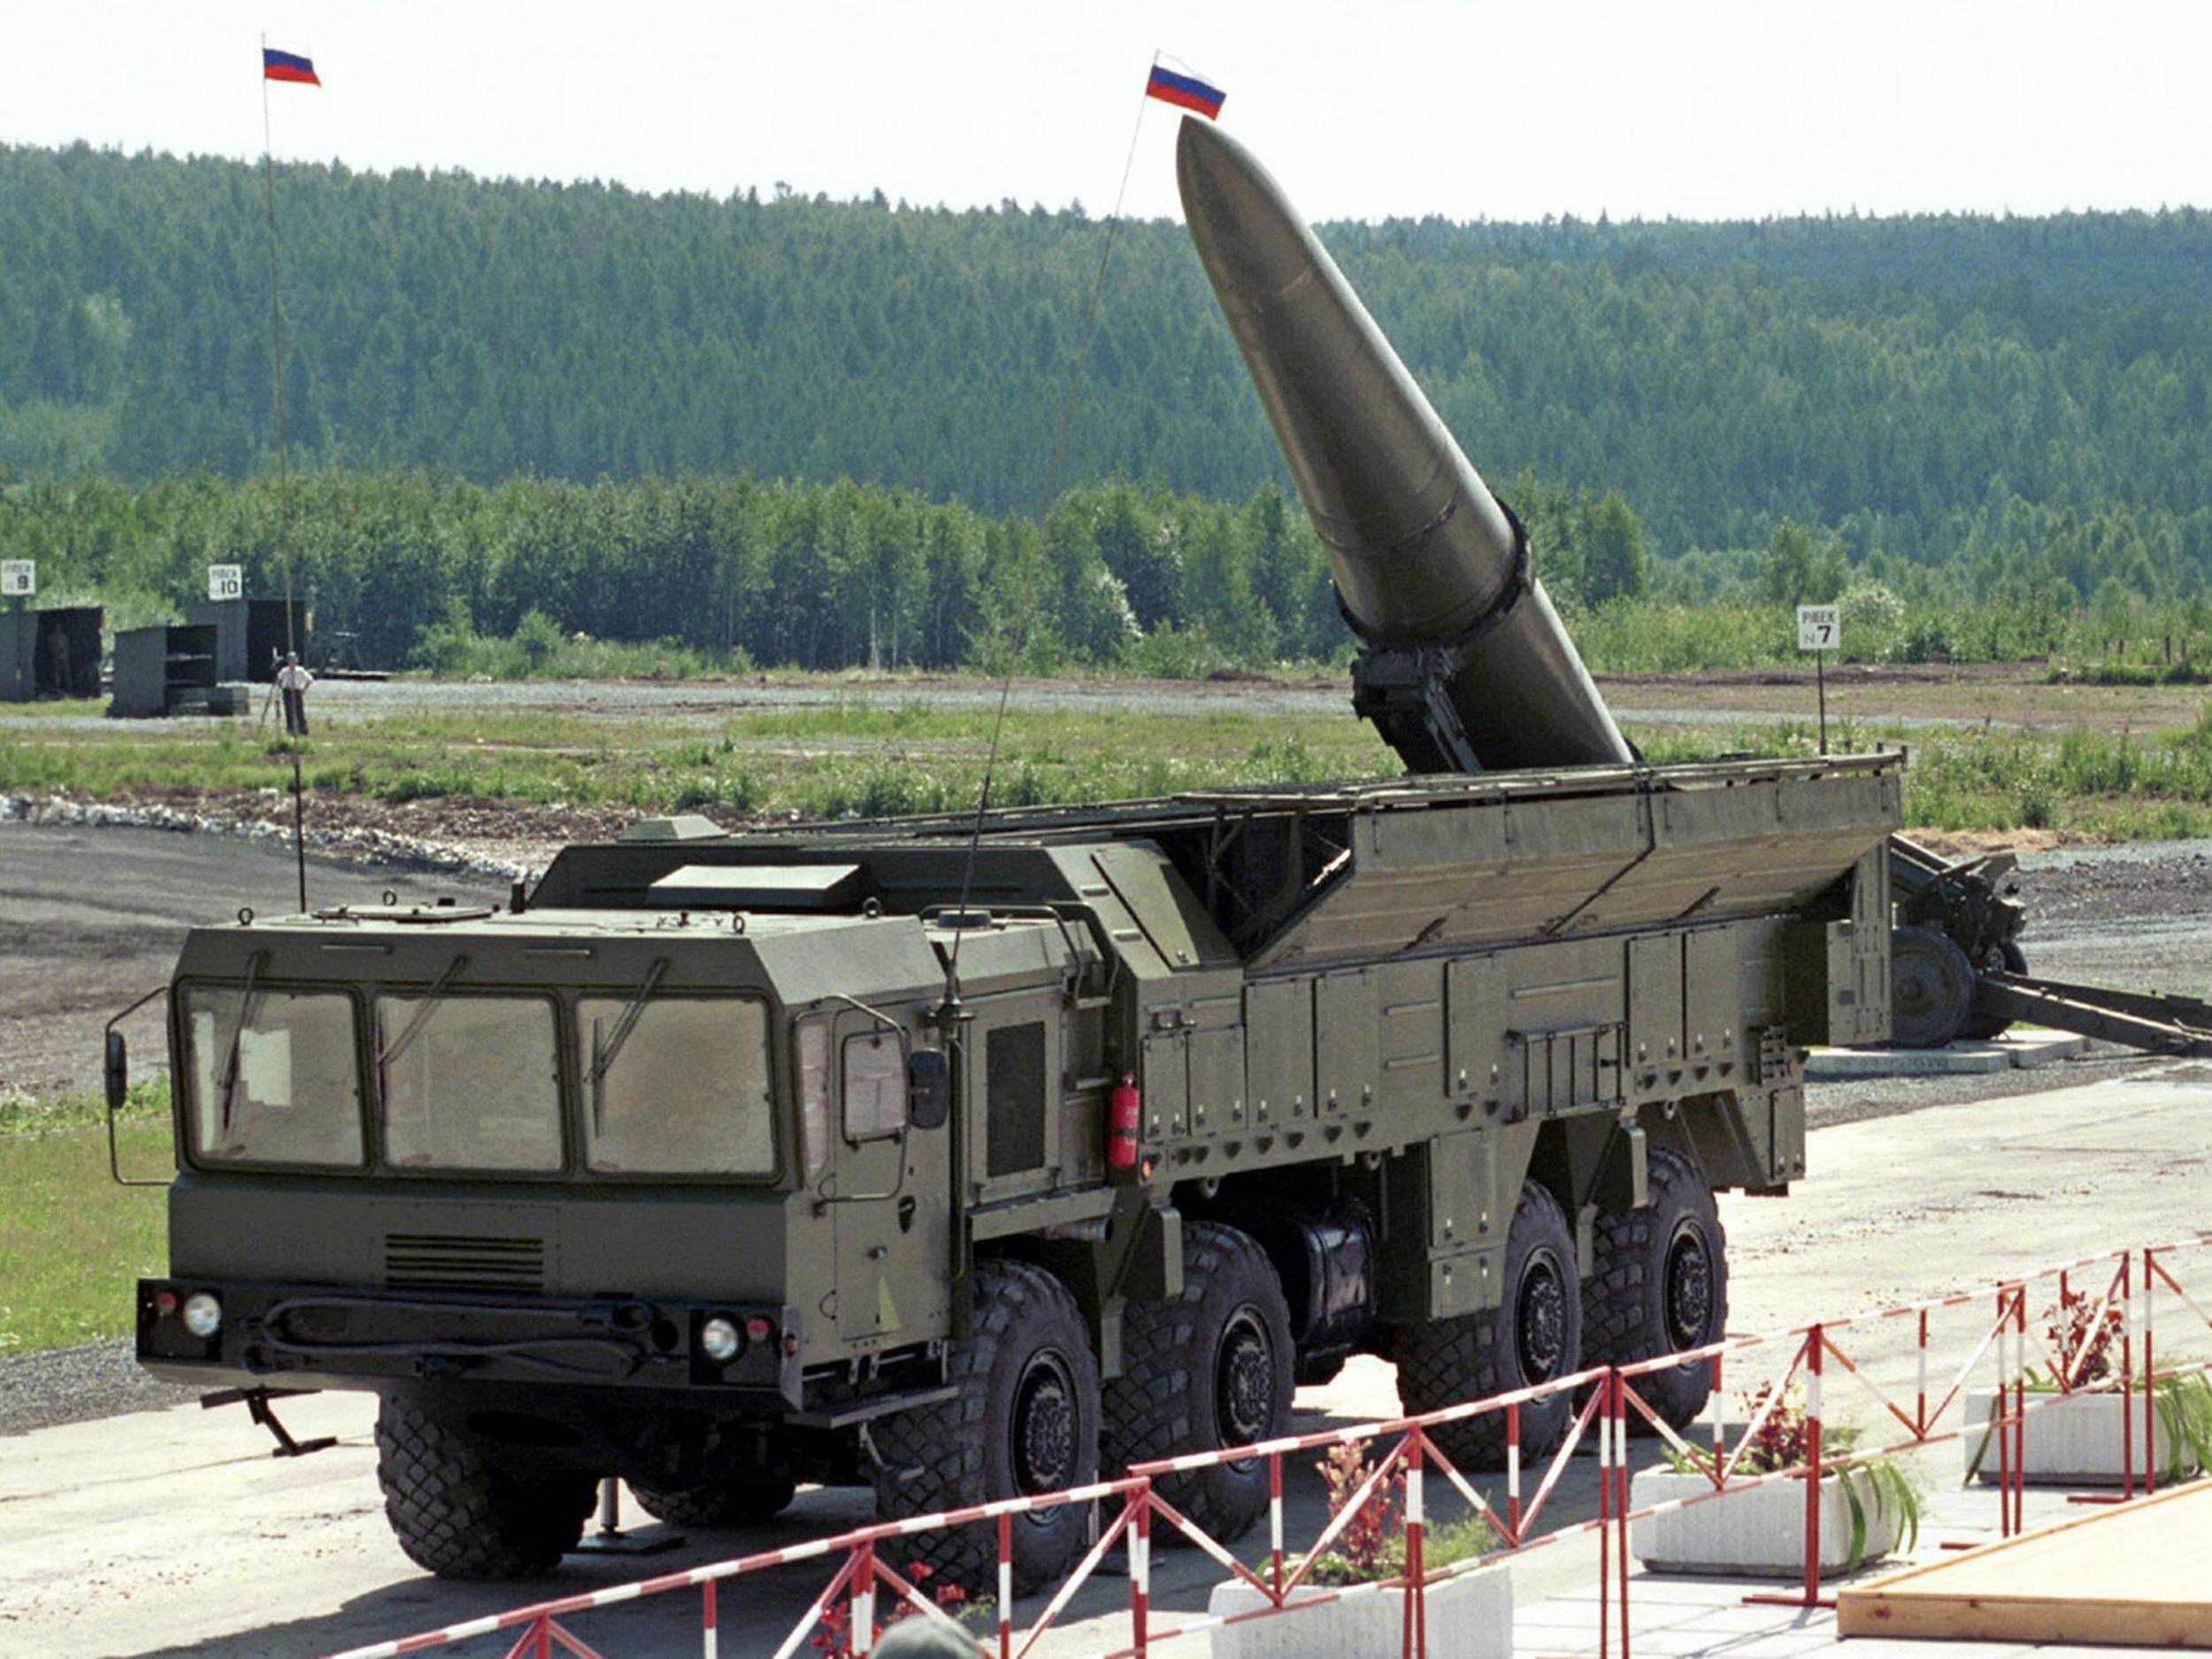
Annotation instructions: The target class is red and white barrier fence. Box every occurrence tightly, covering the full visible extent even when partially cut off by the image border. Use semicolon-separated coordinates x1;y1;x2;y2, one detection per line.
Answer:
330;1237;2210;1659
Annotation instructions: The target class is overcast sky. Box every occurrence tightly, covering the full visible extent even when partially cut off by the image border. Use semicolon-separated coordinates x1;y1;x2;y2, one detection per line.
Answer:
5;1;2208;224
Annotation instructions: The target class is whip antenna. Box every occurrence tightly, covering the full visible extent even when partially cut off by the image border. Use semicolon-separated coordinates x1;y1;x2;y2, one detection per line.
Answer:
941;54;1189;1014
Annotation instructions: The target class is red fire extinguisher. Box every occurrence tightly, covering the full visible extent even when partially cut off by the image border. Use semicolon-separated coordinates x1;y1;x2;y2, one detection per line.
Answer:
1107;1071;1141;1169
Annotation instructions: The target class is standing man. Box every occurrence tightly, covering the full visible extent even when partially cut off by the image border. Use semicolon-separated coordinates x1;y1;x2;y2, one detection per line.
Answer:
277;650;314;736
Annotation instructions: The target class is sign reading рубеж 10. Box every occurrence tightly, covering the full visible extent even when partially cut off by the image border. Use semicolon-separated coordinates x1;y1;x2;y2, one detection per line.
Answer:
1796;603;1840;652
208;565;243;602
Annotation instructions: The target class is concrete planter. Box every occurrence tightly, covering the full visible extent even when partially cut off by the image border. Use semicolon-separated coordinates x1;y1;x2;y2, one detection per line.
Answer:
1629;1468;1903;1578
1204;1561;1511;1659
1963;1386;2192;1486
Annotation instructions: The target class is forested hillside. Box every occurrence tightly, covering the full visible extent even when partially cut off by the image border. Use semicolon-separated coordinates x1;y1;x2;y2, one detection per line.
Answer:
4;139;2210;571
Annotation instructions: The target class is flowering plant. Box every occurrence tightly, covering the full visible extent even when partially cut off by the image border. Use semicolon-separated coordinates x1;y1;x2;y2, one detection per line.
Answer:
1295;1442;1495;1587
1658;1382;1919;1569
2042;1285;2125;1388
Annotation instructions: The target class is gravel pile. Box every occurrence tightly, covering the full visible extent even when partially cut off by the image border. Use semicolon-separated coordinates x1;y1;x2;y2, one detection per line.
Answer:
0;792;526;882
0;1337;196;1435
2016;842;2212;925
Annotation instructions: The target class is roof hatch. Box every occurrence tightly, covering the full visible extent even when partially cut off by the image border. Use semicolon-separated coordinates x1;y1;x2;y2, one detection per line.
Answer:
648;863;864;911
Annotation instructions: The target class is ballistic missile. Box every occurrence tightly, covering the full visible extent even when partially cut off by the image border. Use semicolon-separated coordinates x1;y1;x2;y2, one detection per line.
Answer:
1177;118;1634;773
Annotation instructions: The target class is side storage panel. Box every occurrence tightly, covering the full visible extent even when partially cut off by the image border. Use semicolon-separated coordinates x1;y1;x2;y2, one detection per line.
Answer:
1377;958;1445;1114
1626;933;1684;1069
1424;1130;1504;1319
1186;985;1245;1136
1446;954;1505;1099
1245;976;1313;1126
1314;968;1379;1118
1683;927;1741;1066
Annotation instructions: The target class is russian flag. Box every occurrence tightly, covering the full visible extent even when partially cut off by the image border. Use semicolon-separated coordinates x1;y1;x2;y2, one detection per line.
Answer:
1146;65;1225;119
263;47;321;86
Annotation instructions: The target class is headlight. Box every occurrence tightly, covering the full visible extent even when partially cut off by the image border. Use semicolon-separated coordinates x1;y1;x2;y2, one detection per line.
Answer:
181;1292;223;1339
699;1316;741;1363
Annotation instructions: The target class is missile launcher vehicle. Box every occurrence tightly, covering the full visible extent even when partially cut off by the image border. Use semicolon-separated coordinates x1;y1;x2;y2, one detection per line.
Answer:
121;121;1901;1589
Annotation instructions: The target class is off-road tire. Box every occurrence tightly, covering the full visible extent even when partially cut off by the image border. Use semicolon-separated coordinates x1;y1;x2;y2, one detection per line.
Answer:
870;1259;1101;1595
373;1397;597;1578
630;1471;799;1528
1396;1181;1582;1471
1101;1221;1294;1543
1580;1146;1728;1432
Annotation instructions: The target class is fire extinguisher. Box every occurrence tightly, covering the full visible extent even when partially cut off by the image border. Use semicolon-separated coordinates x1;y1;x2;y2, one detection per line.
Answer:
1107;1071;1141;1169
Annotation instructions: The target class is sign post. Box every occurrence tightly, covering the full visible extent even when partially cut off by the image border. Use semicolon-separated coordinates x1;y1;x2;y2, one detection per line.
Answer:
207;565;244;603
1796;603;1841;755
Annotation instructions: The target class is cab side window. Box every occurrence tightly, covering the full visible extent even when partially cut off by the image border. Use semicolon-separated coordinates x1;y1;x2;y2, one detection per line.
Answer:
842;1030;904;1141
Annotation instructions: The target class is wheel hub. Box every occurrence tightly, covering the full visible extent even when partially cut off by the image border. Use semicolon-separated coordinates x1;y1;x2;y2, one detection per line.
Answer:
1663;1224;1714;1351
1215;1305;1276;1450
1516;1254;1568;1382
1894;953;1944;1022
1011;1350;1077;1497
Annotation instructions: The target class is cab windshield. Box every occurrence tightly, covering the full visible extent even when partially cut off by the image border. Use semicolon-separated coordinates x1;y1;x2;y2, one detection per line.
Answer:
375;994;564;1171
578;997;775;1175
182;986;363;1167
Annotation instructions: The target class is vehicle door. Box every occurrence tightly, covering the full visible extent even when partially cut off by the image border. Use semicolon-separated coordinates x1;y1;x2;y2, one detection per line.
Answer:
825;1007;952;1344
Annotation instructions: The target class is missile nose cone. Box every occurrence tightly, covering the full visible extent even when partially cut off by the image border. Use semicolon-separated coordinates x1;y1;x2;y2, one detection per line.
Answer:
1178;119;1635;772
1176;118;1317;308
1178;113;1515;642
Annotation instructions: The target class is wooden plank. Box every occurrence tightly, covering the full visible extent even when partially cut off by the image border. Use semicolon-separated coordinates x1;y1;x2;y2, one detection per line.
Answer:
1837;1480;2212;1646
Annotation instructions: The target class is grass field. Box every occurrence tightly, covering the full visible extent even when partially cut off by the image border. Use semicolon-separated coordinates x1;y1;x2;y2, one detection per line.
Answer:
10;674;2212;842
0;1116;169;1356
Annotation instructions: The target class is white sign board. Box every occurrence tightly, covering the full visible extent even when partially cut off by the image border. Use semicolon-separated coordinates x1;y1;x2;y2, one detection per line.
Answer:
0;559;34;598
207;564;244;602
1796;603;1840;652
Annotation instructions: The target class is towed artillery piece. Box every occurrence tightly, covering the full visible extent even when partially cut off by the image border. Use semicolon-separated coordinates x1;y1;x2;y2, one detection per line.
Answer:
124;121;1910;1590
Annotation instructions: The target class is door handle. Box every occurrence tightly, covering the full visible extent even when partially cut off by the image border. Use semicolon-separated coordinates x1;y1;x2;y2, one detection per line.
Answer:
867;1245;890;1261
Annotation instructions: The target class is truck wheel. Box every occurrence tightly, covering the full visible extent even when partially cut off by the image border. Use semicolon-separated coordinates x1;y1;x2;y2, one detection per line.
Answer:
1890;924;1976;1048
374;1398;596;1578
1580;1146;1727;1432
1101;1221;1294;1542
871;1259;1100;1595
1396;1181;1581;1471
631;1471;799;1528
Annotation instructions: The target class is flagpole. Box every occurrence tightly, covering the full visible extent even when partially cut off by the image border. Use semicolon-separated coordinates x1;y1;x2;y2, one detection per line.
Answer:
946;57;1164;991
261;36;307;916
259;34;297;664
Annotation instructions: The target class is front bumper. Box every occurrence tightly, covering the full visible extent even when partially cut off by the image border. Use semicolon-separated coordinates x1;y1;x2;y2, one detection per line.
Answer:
135;1277;803;1406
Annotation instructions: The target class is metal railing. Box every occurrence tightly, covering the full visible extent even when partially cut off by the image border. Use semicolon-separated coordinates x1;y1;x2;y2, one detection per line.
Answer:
331;1236;2209;1659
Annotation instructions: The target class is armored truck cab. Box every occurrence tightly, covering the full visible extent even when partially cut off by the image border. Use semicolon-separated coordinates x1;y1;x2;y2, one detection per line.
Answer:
135;757;1896;1586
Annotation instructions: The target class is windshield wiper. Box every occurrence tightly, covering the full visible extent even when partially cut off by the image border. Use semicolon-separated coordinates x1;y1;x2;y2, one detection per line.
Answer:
588;958;669;1135
374;956;471;1076
215;951;270;1133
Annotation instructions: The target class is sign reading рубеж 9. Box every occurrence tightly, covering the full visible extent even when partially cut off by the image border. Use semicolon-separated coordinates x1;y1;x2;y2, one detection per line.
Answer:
0;559;33;598
1796;604;1840;652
